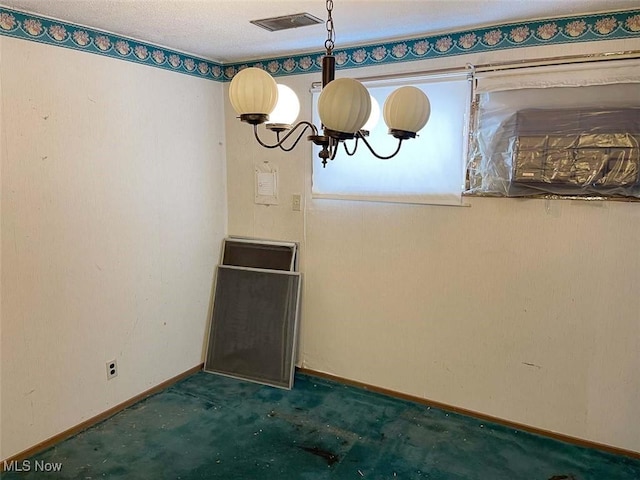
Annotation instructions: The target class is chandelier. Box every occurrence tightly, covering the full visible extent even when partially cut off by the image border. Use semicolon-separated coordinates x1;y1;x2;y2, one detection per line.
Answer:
229;0;431;167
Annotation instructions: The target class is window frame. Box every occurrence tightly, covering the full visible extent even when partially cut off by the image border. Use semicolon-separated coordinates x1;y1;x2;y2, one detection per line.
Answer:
310;70;474;206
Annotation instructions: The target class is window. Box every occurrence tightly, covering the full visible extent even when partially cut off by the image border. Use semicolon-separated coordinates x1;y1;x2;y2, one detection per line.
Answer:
311;72;472;206
467;59;640;198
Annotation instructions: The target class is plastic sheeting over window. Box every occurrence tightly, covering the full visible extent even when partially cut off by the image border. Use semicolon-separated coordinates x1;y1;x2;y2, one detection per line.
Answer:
312;73;472;206
467;59;640;198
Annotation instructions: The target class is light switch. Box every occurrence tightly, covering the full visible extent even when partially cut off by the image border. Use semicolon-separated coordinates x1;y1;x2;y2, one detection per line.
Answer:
292;194;301;211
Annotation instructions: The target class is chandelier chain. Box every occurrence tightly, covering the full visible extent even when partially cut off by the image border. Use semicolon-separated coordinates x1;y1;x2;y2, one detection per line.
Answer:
325;0;335;54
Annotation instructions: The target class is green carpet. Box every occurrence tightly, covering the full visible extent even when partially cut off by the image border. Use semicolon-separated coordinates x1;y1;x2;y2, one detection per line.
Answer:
3;371;639;479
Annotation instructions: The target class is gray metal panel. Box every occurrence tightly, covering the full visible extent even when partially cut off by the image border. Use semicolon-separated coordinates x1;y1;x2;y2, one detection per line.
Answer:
204;265;301;389
222;238;296;271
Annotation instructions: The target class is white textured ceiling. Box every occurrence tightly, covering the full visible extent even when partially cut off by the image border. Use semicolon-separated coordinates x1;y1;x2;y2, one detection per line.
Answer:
1;0;638;63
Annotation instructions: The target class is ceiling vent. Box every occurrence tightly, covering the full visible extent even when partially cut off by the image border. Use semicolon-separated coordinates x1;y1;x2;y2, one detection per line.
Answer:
250;12;323;32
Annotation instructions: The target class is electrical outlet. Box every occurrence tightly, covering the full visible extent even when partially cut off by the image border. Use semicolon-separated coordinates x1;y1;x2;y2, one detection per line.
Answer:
292;194;301;211
106;360;118;380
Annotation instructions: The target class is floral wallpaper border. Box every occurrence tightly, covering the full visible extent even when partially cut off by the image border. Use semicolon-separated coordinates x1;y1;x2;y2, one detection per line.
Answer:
0;7;224;80
228;9;640;80
1;6;638;82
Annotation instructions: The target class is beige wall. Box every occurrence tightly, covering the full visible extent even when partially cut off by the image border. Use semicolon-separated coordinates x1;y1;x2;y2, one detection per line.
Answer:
225;39;640;452
0;37;227;459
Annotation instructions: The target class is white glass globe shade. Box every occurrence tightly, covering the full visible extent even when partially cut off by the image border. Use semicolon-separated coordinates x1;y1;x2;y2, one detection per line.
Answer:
318;78;371;134
229;67;278;116
268;84;300;126
383;86;431;134
362;95;380;132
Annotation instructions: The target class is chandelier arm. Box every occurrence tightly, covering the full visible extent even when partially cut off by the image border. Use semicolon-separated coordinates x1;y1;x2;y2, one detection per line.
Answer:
279;122;320;151
278;126;316;152
343;137;359;156
329;138;341;161
355;132;405;160
252;121;319;151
